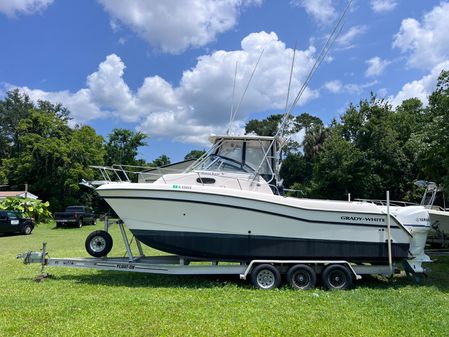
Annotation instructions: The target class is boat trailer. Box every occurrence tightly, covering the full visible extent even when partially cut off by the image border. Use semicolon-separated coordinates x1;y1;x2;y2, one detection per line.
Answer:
17;218;411;290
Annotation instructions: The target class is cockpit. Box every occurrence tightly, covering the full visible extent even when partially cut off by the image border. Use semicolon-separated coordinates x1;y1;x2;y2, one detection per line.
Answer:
190;135;280;184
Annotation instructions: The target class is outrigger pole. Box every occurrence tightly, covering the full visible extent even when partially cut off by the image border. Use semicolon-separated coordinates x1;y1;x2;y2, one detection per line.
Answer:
251;0;353;184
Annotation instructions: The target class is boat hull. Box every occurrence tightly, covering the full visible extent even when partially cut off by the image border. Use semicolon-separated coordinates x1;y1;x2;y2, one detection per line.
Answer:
97;183;413;262
132;229;409;262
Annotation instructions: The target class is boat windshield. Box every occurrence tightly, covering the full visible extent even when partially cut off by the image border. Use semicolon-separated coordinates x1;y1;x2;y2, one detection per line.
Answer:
196;154;254;173
189;137;276;181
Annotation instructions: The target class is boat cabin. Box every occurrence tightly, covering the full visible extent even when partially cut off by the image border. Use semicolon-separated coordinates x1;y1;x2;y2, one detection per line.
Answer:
190;135;280;184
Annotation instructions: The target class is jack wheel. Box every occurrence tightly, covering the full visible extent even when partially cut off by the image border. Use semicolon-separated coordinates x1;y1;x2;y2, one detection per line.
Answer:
85;230;113;257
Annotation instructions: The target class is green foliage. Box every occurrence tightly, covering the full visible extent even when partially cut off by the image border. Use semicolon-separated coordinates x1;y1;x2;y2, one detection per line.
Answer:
0;90;110;211
303;124;328;159
184;149;206;161
245;114;284;136
294;112;323;131
151;154;171;167
246;72;449;201
312;128;369;199
412;70;449;194
0;197;52;222
105;128;147;166
280;153;309;188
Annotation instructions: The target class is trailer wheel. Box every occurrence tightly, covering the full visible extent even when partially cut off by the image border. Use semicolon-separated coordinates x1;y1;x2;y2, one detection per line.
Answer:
287;264;316;290
251;264;281;290
85;230;113;257
321;264;353;290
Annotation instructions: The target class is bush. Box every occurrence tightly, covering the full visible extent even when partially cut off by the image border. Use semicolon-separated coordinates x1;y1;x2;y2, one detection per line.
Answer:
0;197;52;223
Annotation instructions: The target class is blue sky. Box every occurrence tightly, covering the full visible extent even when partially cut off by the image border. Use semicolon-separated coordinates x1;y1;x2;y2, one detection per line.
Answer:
1;0;448;162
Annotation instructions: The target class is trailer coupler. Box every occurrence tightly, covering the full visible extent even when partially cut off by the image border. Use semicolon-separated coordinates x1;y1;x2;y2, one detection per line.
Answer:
17;242;49;278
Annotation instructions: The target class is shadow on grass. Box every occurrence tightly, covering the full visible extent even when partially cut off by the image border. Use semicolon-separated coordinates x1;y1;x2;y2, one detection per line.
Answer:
16;256;449;291
16;268;449;292
354;258;449;292
0;232;23;237
18;271;251;289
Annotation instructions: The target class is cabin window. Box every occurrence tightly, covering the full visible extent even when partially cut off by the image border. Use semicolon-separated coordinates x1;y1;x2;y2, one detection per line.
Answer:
217;141;243;163
246;141;271;175
196;177;216;184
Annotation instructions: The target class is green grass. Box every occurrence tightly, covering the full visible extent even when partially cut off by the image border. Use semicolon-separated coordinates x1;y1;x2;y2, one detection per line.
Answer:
1;222;449;337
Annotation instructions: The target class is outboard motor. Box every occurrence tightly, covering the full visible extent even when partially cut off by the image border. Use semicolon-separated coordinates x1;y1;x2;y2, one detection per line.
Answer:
393;206;431;273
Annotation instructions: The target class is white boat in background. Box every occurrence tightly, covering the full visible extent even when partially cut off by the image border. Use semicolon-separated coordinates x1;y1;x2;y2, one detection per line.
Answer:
416;181;449;246
96;134;431;273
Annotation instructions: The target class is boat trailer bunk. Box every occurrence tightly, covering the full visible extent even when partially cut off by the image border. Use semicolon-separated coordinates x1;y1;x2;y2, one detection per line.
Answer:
17;219;419;291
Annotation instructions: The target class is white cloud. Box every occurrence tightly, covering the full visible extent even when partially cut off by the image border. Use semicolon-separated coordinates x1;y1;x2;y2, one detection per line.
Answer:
0;0;53;16
370;0;397;13
365;56;390;77
17;87;105;126
291;0;336;25
9;32;320;144
323;80;342;93
390;61;449;107
393;2;449;70
98;0;261;54
336;25;367;48
323;79;377;94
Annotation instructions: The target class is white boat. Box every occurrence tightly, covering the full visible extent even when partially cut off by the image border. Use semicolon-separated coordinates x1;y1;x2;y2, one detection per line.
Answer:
415;181;449;245
96;135;431;273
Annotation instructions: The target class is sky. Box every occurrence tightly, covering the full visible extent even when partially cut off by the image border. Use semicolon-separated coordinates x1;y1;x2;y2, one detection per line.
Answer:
1;0;448;163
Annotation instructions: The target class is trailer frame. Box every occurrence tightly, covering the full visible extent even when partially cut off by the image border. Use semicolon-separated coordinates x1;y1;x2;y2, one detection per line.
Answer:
17;218;405;290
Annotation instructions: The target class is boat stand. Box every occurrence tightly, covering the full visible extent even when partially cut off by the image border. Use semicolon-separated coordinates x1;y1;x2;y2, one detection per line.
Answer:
103;216;145;262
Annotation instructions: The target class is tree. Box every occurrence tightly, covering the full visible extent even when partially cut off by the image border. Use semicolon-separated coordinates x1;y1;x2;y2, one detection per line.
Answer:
294;112;323;133
151;155;171;167
303;124;328;159
184;150;206;161
0;90;106;210
309;95;420;200
0;89;34;159
412;70;449;193
280;153;309;188
311;126;370;199
105;129;148;166
245;114;284;136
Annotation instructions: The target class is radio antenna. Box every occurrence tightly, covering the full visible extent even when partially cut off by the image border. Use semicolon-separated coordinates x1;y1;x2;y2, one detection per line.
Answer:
227;48;264;135
276;0;353;141
227;62;238;135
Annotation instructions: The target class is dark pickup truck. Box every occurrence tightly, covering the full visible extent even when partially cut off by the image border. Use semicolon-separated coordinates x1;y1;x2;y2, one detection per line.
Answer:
54;206;96;228
0;210;34;235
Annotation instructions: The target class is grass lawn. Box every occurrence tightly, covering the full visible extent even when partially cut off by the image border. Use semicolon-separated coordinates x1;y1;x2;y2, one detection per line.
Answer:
1;222;449;337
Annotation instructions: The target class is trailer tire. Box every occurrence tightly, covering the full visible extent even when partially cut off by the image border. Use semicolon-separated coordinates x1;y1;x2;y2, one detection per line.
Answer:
287;264;316;290
85;230;113;257
251;264;281;290
321;264;353;290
